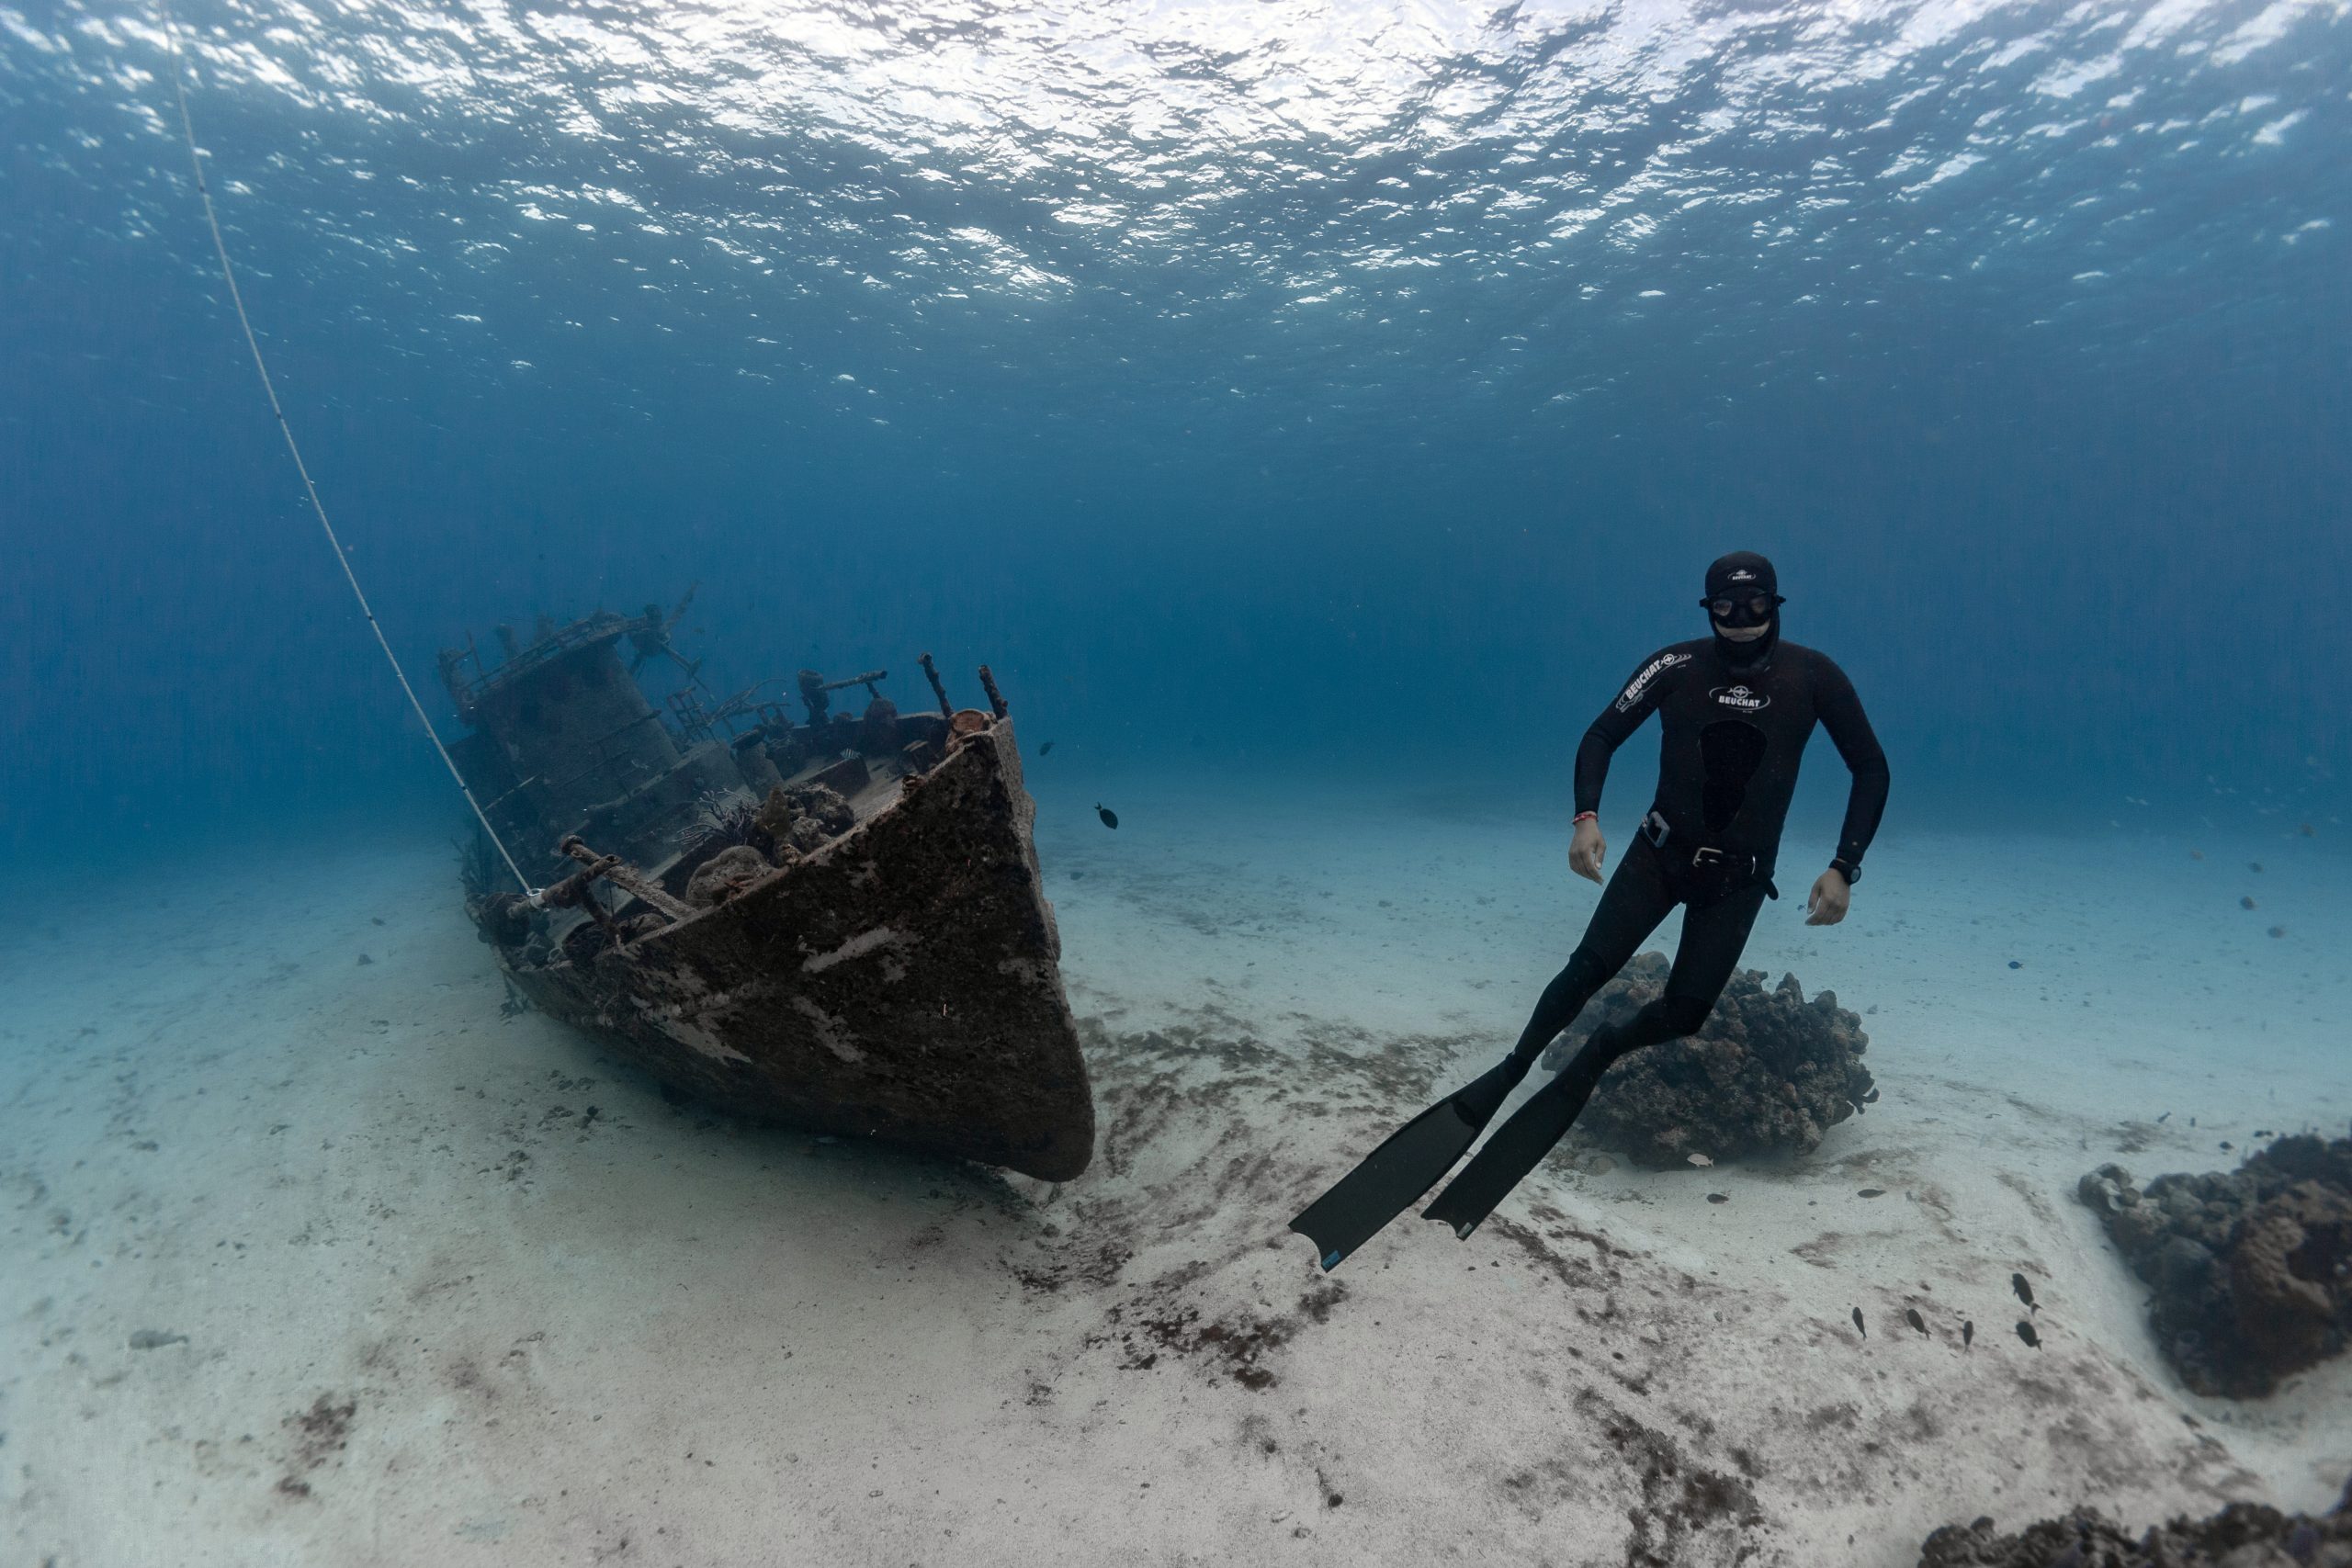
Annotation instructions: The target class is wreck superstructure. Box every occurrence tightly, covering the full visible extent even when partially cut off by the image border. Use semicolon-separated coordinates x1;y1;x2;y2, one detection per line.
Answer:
439;604;1093;1182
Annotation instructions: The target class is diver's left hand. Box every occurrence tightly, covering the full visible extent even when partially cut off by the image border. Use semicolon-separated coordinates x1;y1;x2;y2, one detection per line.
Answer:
1804;869;1850;926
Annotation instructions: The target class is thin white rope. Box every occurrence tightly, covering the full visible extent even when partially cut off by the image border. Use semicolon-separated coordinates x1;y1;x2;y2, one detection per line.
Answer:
159;2;537;898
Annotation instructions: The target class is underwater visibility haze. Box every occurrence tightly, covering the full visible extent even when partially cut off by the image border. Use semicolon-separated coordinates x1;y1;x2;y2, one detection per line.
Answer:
2;1;2349;1564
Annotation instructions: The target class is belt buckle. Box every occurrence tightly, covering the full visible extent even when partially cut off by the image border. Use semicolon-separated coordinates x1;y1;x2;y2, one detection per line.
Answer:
1640;810;1670;850
1690;846;1724;866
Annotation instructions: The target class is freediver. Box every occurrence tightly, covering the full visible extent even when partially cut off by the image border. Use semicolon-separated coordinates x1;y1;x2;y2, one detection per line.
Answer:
1291;551;1890;1269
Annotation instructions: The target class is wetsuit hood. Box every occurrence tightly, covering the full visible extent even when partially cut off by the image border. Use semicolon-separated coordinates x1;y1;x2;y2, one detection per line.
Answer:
1703;550;1782;673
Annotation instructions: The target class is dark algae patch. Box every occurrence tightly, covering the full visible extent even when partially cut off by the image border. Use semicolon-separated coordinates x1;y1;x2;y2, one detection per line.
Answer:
1577;1389;1765;1567
277;1393;357;1498
1090;1277;1348;1391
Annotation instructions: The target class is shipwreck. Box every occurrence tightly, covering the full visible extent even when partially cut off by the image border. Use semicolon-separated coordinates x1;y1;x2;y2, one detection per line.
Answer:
437;599;1093;1182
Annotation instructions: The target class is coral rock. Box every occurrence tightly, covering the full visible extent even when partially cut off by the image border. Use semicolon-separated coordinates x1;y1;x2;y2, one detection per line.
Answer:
2076;1130;2352;1398
2231;1181;2352;1375
787;784;855;837
684;844;773;908
1917;1473;2352;1566
1539;952;1875;1168
752;782;856;858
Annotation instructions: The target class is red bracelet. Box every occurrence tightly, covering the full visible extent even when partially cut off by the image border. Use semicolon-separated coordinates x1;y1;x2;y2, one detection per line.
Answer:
1572;811;1598;825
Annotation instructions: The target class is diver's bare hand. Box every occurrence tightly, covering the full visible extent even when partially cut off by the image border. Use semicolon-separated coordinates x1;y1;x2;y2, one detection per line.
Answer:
1804;869;1851;926
1569;819;1607;885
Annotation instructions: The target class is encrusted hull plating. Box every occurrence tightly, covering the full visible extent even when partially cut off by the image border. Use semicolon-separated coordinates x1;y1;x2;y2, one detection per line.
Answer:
485;716;1093;1181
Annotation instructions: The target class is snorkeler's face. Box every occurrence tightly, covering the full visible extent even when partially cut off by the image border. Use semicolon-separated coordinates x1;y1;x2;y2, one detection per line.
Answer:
1708;591;1776;641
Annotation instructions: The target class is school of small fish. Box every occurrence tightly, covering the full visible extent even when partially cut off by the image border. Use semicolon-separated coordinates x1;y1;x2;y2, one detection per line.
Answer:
1839;1275;2046;1356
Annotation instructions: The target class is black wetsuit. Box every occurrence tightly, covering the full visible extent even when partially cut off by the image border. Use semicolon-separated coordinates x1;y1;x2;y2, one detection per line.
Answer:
1509;635;1890;1100
1288;560;1894;1263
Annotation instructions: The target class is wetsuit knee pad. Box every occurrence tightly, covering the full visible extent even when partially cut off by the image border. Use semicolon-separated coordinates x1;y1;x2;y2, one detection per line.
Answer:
1558;946;1612;996
1654;996;1714;1039
1513;947;1636;1069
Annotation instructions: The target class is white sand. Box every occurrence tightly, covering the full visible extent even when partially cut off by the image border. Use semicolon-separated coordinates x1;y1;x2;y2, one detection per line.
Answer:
3;785;2346;1566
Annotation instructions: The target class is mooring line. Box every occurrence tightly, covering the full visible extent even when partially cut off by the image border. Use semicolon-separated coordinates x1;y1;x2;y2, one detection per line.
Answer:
158;1;537;897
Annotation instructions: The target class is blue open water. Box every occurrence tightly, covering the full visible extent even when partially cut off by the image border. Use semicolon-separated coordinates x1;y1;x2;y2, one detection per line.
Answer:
4;0;2346;868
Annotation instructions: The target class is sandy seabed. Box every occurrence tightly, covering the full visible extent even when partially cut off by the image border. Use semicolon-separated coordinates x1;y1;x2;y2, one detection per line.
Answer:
3;781;2346;1567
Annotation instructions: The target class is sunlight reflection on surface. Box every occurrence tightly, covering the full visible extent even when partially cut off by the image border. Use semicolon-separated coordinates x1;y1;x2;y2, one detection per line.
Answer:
4;0;2345;428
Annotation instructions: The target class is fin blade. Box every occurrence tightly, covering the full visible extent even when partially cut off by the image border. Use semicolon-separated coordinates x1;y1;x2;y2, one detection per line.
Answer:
1289;1099;1486;1271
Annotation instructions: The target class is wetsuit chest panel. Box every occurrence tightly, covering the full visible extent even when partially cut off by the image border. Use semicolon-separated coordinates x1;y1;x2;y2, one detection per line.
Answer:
1652;647;1821;861
1699;719;1768;832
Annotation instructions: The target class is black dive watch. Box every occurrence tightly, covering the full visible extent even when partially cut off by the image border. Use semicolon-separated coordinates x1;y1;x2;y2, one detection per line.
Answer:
1828;858;1860;886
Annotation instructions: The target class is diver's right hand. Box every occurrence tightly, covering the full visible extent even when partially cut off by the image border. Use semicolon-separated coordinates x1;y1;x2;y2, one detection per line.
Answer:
1568;819;1607;885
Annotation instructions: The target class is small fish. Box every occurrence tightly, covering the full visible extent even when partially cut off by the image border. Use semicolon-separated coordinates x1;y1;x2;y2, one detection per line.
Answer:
2156;1111;2171;1122
1905;1307;1928;1337
1705;1192;1728;1204
2254;1129;2272;1137
1858;1188;1885;1199
2249;861;2263;873
2300;823;2316;838
2241;896;2257;909
1037;740;1056;756
2012;1272;2037;1313
2268;925;2287;938
1962;1319;1974;1350
1095;804;1119;829
2016;1319;2041;1349
2189;848;2204;859
2219;1141;2233;1152
1687;1152;1713;1168
2190;1116;2197;1127
2007;959;2021;969
356;953;373;966
1852;1307;1866;1339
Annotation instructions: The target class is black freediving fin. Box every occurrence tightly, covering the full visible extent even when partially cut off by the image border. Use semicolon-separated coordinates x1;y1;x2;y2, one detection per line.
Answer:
1420;1063;1599;1241
1288;1055;1528;1272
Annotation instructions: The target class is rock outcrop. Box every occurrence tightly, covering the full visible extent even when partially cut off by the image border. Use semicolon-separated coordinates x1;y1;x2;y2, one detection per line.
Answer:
1917;1472;2352;1566
1539;952;1877;1168
2078;1130;2352;1398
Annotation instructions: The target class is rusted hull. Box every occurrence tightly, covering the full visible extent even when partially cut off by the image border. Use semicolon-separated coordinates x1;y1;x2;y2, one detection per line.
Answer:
492;717;1093;1181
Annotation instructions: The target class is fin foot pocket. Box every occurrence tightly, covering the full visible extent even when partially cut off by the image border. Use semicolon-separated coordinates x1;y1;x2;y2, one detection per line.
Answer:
1422;1067;1595;1241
